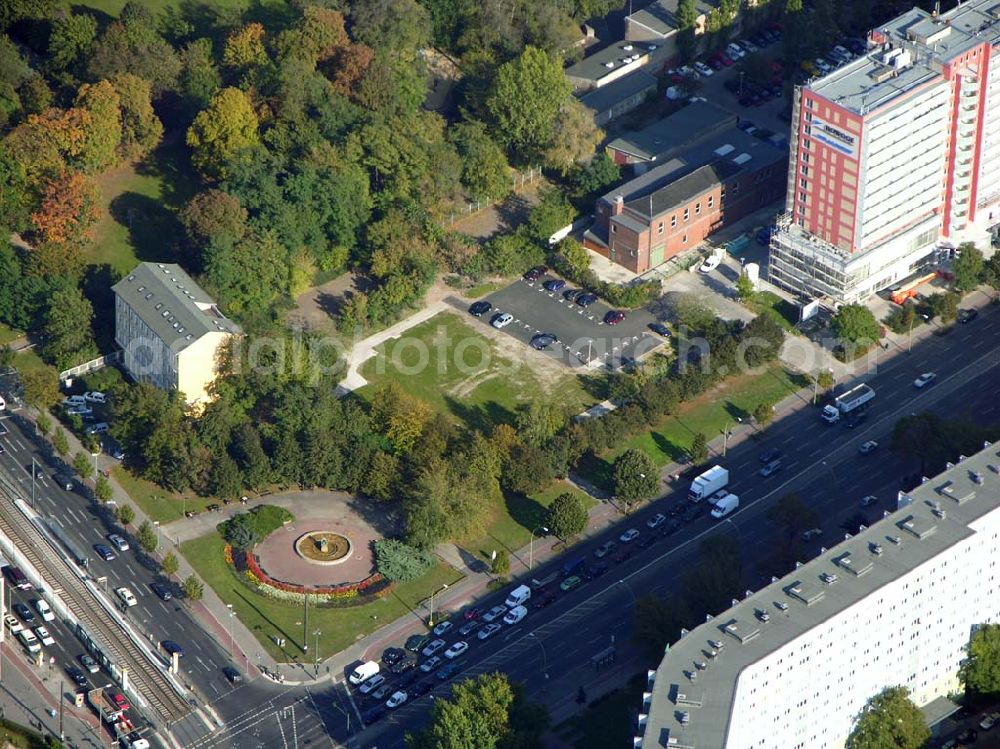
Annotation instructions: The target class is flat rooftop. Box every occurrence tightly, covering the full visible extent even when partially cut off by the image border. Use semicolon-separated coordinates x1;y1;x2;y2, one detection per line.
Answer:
606;101;736;162
566;39;656;86
641;444;1000;748
579;70;658;115
808;0;1000;115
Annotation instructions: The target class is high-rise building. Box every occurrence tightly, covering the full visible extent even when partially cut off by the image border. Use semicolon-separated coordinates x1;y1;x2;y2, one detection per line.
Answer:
769;0;1000;303
635;442;1000;749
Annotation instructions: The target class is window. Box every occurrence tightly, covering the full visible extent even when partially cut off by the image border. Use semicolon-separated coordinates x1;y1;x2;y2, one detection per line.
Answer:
708;196;714;208
800;177;808;188
671;215;677;227
801;165;809;176
695;202;701;215
682;234;688;244
683;208;690;221
611;224;616;233
799;191;807;202
658;222;664;235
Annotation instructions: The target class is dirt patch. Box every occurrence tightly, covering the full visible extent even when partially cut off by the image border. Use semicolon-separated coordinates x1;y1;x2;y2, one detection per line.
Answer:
287;272;361;333
450;178;549;242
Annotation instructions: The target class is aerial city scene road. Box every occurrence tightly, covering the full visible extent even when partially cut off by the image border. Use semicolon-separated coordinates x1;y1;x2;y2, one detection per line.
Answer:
1;1;1000;748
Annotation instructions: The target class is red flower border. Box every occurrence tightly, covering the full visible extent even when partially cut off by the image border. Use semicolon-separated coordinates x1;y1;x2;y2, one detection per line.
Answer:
225;544;384;595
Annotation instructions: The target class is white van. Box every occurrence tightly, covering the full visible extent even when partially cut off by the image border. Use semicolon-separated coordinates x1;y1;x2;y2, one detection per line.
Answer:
503;605;527;625
18;628;41;653
86;422;109;435
504;584;531;608
348;660;379;685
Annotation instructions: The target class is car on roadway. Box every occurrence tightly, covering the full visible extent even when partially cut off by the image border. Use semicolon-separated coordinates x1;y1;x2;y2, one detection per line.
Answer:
386;691;408;709
477;623;502;641
693;61;714;76
223;666;243;684
576;293;598;307
914;372;937;388
543;279;566;292
444;641;469;659
604;310;626;325
382;647;406;666
699;254;722;273
980;712;1000;730
468;301;492;317
115;587;137;607
405;633;430;652
594;541;616;558
109;534;130;552
491;313;514;329
437;662;462;681
54;473;75;490
503;606;527;625
560;575;583;592
462;607;481;621
530;333;558;350
759;448;782;463
759;460;782;478
458;620;480;636
860;495;878;507
66;665;88;687
859;440;879;455
420;656;443;673
585;563;609;580
4;614;23;634
12;602;34;623
432;620;453;636
390;655;418;675
33;599;55;622
523;266;548;281
34;626;55;646
646;513;666;530
649;322;670;336
801;528;823;542
421;638;446;657
533;590;557;609
359;674;386;694
619;529;640;543
161;640;184;657
369;684;393;701
80;654;99;673
150;582;172;601
958;308;978;323
481;605;507;623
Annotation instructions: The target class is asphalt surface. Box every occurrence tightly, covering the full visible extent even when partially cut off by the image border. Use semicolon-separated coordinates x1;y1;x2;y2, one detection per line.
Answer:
476;274;663;368
355;308;1000;748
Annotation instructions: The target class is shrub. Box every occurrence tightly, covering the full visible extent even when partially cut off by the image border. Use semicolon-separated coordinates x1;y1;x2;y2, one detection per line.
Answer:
374;539;435;582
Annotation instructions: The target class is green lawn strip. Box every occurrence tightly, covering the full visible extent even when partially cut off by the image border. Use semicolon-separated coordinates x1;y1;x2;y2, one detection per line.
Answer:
112;467;211;523
743;291;801;334
13;348;48;374
556;673;647;749
0;323;21;346
460;481;596;563
582;364;805;492
464;282;502;298
180;533;463;660
65;0;255;19
358;311;600;429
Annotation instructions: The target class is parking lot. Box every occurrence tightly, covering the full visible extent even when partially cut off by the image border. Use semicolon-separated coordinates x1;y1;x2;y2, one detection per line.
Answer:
474;274;663;369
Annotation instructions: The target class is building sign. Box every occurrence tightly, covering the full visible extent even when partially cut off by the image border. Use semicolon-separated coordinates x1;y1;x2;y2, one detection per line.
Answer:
812;117;858;158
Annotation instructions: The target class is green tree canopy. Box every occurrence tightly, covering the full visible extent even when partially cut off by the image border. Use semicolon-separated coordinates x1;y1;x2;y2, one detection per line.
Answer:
406;673;515;749
832;303;880;346
186;87;260;181
845;686;929;749
612;449;659;508
449;119;511;202
546;492;588;538
960;623;1000;695
137;520;158;553
43;286;97;370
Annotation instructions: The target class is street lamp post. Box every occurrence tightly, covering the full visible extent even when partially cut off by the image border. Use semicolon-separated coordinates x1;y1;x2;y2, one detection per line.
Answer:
722;418;742;456
226;604;235;656
30;456;38;506
529;526;549;570
313;629;321;676
429;583;449;627
528;632;549;680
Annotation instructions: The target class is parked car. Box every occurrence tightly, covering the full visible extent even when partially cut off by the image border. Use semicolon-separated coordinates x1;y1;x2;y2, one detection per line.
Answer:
359;674;386;694
491;313;514;329
66;665;88;687
646;513;666;530
419;656;442;673
405;634;430;652
386;691;408;709
619;529;640;543
421;639;446;657
382;647;405;666
12;602;34;623
33;599;55;622
585;563;609;580
444;641;469;659
458;620;480;636
4;614;23;634
563;288;583;302
699;254;722;273
649;322;670;336
725;43;745;59
432;620;453;637
604;310;626;325
468;301;492;317
530;333;558;350
437;662;462;681
979;712;1000;730
594;542;616;559
576;293;598;307
83;391;106;403
859;440;879;455
958;308;978;323
560;575;583;592
533;590;557;609
477;623;502;640
693;61;714;76
913;372;937;388
34;626;55;646
481;605;507;623
543;279;566;292
391;655;418;675
80;654;99;673
523;266;548;281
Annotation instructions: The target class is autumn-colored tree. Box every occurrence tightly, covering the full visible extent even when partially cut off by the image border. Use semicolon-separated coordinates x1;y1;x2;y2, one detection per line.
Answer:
275;6;348;66
74;80;123;172
322;43;374;98
180;189;247;249
30;171;101;248
110;73;162;160
3;109;90;189
544;98;604;176
222;23;268;74
187;88;260;181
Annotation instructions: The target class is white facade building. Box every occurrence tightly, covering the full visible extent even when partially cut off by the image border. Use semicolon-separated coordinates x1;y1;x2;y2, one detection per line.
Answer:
637;442;1000;749
112;263;241;409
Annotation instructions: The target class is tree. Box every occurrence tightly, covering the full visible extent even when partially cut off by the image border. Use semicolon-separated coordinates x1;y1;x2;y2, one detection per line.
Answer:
182;574;204;601
571;151;619;196
544;99;603;176
95;474;114;503
186;87;260;181
20;367;61;410
30;171;101;270
961;623;1000;695
52;428;69;456
485;46;572;162
832;303;879;347
350;0;432;53
612;449;659;508
753;402;774;427
222;23;269;75
137;520;158;553
74;80;123;172
676;0;699;61
36;413;51;436
87;20;181;96
374;539;435;582
180;189;247;249
161;551;179;577
47;12;98;77
927;291;960;324
527;187;574;245
116;503;135;525
555;237;591;278
406;673;514;749
179;38;221;109
735;271;755;301
491;548;511;576
20;75;52;115
845;686;929;749
43;286;97;370
634;594;690;659
73;451;93;479
203;229;289;318
223;512;260;550
951;243;983;292
689;432;709;464
816;369;835;392
983;252;1000;294
450;120;511;202
110;73;163;160
547;492;588;538
767;492;818;539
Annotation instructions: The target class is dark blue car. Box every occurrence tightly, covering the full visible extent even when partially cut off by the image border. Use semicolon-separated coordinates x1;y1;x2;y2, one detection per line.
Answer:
543;279;566;292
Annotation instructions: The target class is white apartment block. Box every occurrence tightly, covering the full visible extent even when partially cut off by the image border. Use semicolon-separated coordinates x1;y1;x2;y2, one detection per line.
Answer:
636;442;1000;749
112;263;241;409
769;0;1000;304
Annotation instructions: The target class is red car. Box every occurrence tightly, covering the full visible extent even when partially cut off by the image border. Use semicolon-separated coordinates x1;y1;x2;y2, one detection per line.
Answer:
604;310;626;325
718;52;734;66
462;608;481;621
523;266;548;281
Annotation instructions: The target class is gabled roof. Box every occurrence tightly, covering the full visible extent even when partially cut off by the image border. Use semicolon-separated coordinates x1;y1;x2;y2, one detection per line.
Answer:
112;263;241;353
627;0;717;38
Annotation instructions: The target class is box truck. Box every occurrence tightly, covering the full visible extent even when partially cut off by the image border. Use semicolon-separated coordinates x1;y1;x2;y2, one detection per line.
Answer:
689;466;729;502
821;384;875;424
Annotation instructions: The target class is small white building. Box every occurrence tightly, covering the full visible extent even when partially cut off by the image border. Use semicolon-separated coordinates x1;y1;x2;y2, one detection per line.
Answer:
112;263;241;409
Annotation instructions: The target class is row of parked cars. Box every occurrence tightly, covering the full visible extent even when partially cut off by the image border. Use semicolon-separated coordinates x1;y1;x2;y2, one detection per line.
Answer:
669;23;783;81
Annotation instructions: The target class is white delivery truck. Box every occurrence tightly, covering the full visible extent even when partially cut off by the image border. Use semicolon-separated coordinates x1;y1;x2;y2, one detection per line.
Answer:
504;584;532;608
689;466;729;502
710;493;739;519
348;661;380;685
821;383;875;424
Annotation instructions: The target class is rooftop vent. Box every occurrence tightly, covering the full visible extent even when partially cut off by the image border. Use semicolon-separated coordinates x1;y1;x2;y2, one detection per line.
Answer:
775;601;788;612
870;542;883;556
623;44;634;51
604;61;616;69
820;572;838;585
888;534;902;546
714;144;735;157
675;687;703;708
786;580;825;606
708;640;724;650
732;153;752;165
184;334;194;341
898;515;936;539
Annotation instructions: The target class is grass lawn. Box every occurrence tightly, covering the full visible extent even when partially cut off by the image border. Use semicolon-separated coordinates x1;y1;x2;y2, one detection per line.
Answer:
13;348;47;374
359;311;604;431
743;291;801;334
66;0;260;19
581;364;808;491
112;467;213;523
180;532;464;660
556;673;647;749
460;481;597;562
0;323;21;346
464;282;502;299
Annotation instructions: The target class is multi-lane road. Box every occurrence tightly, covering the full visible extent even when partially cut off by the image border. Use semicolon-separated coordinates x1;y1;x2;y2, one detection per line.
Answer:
354;307;1000;748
